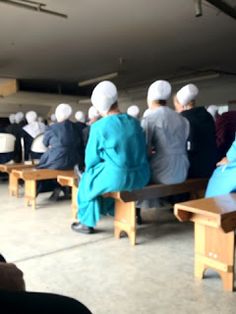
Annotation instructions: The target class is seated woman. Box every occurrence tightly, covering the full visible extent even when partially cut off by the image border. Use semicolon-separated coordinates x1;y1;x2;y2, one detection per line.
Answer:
205;139;236;197
22;111;46;161
37;103;84;199
71;81;150;234
137;80;190;213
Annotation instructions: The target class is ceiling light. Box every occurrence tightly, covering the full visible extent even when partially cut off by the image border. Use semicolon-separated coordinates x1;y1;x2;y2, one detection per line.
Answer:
194;0;203;17
0;0;67;18
78;72;118;87
171;73;220;85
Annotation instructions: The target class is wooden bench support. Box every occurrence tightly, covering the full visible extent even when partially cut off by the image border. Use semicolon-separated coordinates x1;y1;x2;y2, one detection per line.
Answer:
24;179;37;209
175;193;236;292
114;199;136;246
194;223;235;291
0;163;34;197
12;169;74;209
57;175;78;218
9;171;20;197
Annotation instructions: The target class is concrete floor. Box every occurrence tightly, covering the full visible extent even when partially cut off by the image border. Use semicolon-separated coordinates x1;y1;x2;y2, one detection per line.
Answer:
0;182;236;314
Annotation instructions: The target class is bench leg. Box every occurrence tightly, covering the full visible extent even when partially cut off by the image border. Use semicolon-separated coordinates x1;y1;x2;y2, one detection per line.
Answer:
114;200;136;246
25;180;37;210
72;185;78;219
9;173;19;197
194;223;235;291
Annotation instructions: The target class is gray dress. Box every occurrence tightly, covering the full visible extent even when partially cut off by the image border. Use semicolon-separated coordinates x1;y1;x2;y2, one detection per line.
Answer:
139;106;190;208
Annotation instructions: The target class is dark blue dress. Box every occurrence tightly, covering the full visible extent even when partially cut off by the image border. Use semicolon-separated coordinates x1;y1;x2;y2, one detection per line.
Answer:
38;120;84;170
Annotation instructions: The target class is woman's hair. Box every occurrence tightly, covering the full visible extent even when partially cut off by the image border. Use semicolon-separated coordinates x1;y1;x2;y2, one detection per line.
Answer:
109;102;118;111
153;100;166;106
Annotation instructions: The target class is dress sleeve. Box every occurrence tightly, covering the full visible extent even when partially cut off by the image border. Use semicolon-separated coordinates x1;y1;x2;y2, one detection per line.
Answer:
85;125;102;170
226;139;236;162
42;128;51;147
141;117;153;156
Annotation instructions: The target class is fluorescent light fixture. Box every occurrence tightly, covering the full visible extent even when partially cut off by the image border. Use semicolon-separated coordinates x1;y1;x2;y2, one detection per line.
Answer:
78;72;118;87
171;73;220;85
0;0;67;18
194;0;202;17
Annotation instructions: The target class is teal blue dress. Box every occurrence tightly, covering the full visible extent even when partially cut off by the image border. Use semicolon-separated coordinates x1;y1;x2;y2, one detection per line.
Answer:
77;113;150;227
205;139;236;197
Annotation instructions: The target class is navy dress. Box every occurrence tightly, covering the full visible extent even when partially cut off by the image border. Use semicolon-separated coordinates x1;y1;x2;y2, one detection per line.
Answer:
37;120;84;194
181;107;218;178
38;120;84;170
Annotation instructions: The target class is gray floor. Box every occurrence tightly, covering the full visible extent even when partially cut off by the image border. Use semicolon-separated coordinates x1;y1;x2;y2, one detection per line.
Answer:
0;181;236;314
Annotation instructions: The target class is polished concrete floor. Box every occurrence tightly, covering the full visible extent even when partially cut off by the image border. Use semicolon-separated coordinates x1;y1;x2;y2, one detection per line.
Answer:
0;181;236;314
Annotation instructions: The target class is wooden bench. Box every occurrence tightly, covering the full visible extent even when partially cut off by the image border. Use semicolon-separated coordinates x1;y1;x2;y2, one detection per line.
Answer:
174;193;236;291
0;163;35;197
12;168;74;209
57;174;208;245
57;174;78;218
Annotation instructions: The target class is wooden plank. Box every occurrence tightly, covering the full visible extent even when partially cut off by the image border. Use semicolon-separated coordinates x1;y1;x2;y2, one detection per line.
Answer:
175;194;236;232
0;163;34;174
118;178;208;202
20;169;74;181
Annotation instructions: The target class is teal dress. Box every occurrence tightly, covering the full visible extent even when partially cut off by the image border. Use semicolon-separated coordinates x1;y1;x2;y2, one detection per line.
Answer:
77;113;150;227
205;139;236;197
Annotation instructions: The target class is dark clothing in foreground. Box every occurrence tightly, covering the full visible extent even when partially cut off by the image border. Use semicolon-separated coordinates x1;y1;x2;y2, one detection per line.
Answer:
0;290;92;314
181;107;218;178
215;111;236;160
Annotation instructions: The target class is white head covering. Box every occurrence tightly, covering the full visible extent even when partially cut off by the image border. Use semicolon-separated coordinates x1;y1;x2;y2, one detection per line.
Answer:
50;113;56;122
147;80;172;103
127;105;140;118
91;81;118;114
55;103;72;123
15;112;24;124
88;106;100;120
176;84;199;107
207;105;218;120
9;114;15;124
26;111;37;124
75;111;86;123
23;111;46;138
143;108;152;118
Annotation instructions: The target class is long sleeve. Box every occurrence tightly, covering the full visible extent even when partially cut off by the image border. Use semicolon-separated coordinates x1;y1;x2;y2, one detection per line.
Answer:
42;128;52;147
141;117;153;156
85;125;102;170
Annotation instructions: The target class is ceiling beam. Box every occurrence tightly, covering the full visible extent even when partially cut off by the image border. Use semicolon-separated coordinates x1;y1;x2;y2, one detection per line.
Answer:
206;0;236;20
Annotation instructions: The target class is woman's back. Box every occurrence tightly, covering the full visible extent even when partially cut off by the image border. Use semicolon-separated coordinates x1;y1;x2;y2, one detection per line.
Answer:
87;113;148;170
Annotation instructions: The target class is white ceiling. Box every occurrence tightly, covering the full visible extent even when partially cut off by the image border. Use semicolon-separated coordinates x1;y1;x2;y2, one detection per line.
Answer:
0;0;235;87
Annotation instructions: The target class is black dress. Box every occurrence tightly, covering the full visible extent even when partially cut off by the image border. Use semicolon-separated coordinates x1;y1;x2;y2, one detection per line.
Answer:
181;107;218;178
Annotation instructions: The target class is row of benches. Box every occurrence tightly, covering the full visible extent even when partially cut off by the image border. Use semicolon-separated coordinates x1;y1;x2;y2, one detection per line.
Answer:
1;163;208;244
1;163;236;291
